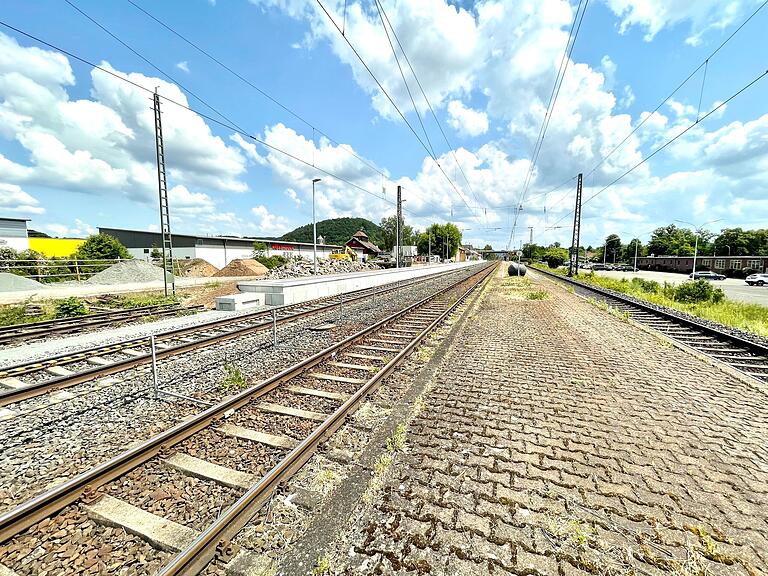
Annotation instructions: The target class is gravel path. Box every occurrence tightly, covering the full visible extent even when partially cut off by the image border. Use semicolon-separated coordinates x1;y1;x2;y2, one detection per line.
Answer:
0;266;482;514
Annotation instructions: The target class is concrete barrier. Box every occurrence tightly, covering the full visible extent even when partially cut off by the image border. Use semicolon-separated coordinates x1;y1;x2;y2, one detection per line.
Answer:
233;262;478;307
214;292;264;311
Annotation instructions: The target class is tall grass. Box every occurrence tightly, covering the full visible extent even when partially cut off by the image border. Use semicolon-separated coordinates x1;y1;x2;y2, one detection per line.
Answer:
566;271;768;337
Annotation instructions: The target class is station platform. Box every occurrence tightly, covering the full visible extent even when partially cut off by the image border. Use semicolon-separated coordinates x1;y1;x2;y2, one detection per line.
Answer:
232;262;477;307
303;265;767;574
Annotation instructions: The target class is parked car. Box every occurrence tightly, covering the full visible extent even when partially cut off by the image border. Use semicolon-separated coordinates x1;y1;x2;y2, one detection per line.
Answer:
591;263;609;270
745;273;768;286
689;271;726;281
616;264;634;271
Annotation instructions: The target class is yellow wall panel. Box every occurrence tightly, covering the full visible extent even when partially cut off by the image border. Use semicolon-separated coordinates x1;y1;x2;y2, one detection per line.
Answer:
29;238;85;257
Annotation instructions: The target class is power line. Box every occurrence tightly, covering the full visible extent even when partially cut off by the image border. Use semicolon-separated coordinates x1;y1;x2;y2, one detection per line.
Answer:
123;0;390;182
0;19;421;218
315;0;483;225
375;0;486;222
584;0;768;180
373;0;435;159
548;67;768;230
506;0;589;249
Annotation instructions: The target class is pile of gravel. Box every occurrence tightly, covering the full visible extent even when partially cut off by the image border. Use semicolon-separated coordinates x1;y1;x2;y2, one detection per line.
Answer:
0;272;48;292
85;260;173;285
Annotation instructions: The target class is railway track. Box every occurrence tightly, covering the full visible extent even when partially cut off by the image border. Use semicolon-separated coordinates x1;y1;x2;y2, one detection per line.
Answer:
0;267;468;408
0;303;203;346
534;267;768;383
0;262;495;576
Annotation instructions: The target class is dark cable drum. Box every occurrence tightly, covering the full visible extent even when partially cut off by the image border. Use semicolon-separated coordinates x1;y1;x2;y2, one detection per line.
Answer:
508;262;527;276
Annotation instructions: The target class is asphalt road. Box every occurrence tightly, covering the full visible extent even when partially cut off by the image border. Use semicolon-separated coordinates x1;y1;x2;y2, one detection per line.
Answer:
587;269;768;306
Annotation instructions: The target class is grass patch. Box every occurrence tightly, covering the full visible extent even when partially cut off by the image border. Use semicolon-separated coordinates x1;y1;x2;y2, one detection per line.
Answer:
533;265;768;337
116;293;181;308
312;553;332;575
525;290;549;300
220;361;247;391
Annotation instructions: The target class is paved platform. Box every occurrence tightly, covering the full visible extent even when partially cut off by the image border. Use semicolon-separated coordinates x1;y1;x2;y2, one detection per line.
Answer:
350;266;767;574
236;262;476;306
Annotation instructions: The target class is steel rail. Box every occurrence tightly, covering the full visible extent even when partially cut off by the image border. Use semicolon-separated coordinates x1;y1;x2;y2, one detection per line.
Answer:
0;267;456;377
160;262;496;575
0;263;492;544
0;304;202;345
533;267;768;367
0;268;462;407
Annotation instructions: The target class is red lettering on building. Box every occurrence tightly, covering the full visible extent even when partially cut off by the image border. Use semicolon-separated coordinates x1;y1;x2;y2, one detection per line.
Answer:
271;243;295;251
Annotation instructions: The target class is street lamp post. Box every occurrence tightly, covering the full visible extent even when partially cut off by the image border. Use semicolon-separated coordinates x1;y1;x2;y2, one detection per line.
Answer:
311;178;321;275
675;219;722;279
633;240;639;272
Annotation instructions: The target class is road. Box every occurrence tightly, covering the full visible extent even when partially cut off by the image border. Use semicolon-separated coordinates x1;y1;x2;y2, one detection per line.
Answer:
587;269;768;306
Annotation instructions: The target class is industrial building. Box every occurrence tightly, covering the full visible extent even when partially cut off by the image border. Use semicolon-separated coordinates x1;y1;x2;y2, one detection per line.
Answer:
0;217;30;251
636;255;768;274
98;227;354;269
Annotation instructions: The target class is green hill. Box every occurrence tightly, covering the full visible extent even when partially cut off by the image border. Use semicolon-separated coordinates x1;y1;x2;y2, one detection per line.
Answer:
280;217;383;247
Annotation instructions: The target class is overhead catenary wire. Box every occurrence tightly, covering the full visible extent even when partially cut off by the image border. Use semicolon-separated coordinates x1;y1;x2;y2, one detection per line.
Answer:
0;19;423;218
584;0;768;180
123;0;390;183
505;0;589;250
375;0;486;221
315;0;484;226
547;67;768;231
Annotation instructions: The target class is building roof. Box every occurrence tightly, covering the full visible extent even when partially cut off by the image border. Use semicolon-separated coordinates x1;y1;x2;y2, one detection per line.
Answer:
0;217;31;222
352;229;369;240
347;237;382;253
98;227;343;250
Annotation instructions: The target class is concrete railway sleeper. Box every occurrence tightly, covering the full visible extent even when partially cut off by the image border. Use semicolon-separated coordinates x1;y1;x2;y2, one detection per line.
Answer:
0;262;495;576
0;303;204;346
0;267;467;408
534;267;768;383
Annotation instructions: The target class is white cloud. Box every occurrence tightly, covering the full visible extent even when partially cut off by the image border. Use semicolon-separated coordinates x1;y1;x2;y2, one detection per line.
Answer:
176;61;190;74
447;100;488;137
39;219;95;238
0;32;248;204
284;188;302;206
251;205;291;235
168;184;216;215
601;0;748;44
0;182;44;214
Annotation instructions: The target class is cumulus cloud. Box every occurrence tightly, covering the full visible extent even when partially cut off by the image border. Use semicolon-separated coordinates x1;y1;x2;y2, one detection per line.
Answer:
0;32;248;204
251;205;291;235
601;0;748;44
447;100;488;137
40;219;96;237
0;182;44;214
176;61;190;73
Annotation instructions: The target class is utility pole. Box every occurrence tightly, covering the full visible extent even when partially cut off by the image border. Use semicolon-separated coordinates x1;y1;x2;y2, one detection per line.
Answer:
152;89;175;296
568;173;583;277
428;232;431;264
396;185;403;268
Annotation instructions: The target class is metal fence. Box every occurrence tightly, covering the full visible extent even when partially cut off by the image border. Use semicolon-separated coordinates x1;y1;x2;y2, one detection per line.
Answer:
0;258;125;282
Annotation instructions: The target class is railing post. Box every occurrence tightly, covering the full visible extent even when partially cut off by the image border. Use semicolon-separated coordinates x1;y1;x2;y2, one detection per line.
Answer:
272;309;277;346
150;335;160;399
74;259;81;282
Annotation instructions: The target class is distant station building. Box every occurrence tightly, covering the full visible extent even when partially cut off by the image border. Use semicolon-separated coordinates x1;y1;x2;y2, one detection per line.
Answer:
345;229;382;259
636;255;768;274
0;217;29;251
99;227;347;269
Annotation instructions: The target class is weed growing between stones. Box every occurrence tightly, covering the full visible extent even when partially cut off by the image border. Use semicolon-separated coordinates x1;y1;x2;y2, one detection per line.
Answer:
312;553;332;575
220;361;247;391
525;289;549;300
386;424;407;452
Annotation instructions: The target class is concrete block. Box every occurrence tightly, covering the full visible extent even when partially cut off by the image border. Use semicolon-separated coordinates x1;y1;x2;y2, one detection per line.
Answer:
163;453;256;490
217;423;295;449
215;292;263;311
84;495;198;552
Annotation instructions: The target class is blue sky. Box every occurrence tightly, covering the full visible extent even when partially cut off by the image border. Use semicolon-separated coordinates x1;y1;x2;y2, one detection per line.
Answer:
0;0;766;251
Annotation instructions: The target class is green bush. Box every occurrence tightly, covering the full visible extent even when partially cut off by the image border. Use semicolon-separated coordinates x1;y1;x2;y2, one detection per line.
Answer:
54;297;89;318
255;255;288;269
630;278;661;294
673;279;725;304
74;234;132;261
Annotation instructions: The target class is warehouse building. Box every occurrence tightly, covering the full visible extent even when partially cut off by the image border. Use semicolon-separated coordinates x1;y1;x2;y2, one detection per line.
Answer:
636;255;768;274
0;217;29;251
98;227;354;269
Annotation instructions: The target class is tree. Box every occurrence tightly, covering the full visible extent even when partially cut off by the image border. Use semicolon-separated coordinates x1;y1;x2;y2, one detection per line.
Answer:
483;244;498;261
73;234;132;261
543;247;569;268
622;238;643;262
416;223;462;260
379;215;415;251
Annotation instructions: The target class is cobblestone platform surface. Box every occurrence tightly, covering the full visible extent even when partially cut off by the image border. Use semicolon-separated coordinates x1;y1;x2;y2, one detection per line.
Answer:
350;267;768;575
